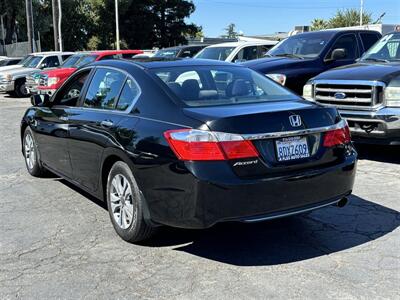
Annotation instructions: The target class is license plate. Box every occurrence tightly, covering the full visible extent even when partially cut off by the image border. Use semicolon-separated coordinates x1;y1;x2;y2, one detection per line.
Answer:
275;136;310;161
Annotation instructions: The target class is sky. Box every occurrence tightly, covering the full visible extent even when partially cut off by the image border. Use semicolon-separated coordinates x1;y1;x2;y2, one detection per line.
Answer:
188;0;400;37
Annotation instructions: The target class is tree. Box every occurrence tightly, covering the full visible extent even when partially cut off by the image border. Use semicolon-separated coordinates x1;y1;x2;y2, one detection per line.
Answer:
223;23;238;39
87;0;200;50
1;0;200;51
311;9;372;31
310;18;328;31
328;9;372;28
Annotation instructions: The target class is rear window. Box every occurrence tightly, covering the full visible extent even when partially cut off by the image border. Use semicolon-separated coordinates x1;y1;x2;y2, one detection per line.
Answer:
151;66;298;107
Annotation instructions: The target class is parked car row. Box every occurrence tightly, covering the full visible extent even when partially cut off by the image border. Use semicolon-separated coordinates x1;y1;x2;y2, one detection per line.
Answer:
4;27;400;144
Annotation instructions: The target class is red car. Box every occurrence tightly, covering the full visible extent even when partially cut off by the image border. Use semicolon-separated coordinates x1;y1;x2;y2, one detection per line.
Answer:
38;50;143;95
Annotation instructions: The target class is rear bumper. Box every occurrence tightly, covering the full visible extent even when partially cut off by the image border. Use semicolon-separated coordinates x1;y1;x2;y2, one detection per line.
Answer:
0;81;14;92
339;107;400;145
143;153;357;229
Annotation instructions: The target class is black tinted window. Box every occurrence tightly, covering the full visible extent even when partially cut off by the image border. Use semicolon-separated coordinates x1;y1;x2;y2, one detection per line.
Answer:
43;56;60;68
62;54;72;61
234;46;258;62
83;68;125;109
329;34;359;59
360;33;380;52
116;78;141;111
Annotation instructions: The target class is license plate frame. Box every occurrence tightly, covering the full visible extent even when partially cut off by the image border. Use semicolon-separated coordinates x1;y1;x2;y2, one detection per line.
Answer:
275;136;310;162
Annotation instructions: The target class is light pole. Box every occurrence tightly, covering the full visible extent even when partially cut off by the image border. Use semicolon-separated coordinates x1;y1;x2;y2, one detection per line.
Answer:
25;0;35;52
360;0;364;26
115;0;120;50
58;0;62;51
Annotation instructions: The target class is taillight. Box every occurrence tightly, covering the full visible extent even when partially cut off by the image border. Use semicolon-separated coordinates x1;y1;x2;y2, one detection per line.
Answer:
164;129;259;161
323;125;351;147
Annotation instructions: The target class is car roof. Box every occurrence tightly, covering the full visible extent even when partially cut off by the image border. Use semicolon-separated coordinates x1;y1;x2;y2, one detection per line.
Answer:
91;49;143;55
30;51;74;56
205;40;277;48
159;45;207;51
292;29;380;39
90;57;240;70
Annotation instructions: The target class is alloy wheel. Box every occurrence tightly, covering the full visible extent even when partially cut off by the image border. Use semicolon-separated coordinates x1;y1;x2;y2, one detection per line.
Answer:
109;174;137;230
24;133;36;170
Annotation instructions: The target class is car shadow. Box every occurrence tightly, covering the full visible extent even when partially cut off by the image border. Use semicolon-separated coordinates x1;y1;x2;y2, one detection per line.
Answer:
55;179;399;267
58;178;107;209
355;143;400;164
142;195;399;266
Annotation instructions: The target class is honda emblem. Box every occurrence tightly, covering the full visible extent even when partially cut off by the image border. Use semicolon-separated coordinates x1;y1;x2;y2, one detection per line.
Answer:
289;115;302;127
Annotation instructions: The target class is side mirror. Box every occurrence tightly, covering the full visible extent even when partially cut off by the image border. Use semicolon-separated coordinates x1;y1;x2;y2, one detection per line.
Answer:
326;48;346;62
31;94;50;107
39;63;47;69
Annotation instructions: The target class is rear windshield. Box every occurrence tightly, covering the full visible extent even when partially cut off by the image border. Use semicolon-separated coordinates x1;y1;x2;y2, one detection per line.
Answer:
151;66;298;107
154;49;180;58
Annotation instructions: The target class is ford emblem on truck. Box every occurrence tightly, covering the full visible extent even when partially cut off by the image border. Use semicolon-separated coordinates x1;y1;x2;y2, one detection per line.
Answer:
334;92;347;99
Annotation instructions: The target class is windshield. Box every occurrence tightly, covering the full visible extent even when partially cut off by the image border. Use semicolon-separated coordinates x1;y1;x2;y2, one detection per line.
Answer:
195;47;236;61
154;49;180;58
151;66;298;107
23;56;43;68
75;54;98;67
19;55;33;65
61;54;84;68
268;34;331;58
361;33;400;62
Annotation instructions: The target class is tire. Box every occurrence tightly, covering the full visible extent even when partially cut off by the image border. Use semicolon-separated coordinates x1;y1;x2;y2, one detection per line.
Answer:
15;80;29;98
106;161;156;243
23;127;46;177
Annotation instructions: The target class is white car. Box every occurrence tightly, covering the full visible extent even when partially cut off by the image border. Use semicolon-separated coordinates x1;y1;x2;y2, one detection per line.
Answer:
0;51;73;97
194;41;278;63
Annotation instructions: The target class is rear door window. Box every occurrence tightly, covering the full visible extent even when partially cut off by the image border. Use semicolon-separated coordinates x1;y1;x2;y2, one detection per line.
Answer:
83;68;126;110
62;54;72;61
360;33;380;52
233;46;258;62
42;55;60;68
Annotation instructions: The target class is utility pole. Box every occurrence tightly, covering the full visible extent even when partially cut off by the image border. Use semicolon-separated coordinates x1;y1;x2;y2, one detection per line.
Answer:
360;0;364;26
115;0;120;50
58;0;62;51
52;0;60;51
25;0;35;53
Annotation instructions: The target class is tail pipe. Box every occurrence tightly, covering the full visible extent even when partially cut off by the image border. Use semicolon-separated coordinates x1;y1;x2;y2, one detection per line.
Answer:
336;197;348;208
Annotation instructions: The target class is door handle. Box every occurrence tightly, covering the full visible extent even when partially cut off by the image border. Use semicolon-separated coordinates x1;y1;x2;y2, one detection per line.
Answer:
100;120;114;128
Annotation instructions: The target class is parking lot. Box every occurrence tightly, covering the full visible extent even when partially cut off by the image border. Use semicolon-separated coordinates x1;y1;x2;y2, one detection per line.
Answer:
0;94;399;299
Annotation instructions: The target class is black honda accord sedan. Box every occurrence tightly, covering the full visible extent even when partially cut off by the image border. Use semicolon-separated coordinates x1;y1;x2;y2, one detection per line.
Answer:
21;58;357;242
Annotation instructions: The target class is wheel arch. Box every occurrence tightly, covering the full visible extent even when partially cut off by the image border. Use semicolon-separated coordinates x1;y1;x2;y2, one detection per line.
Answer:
99;148;155;225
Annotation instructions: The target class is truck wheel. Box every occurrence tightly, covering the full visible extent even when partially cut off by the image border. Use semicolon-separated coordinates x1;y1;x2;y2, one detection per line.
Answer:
106;161;156;243
15;80;29;98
